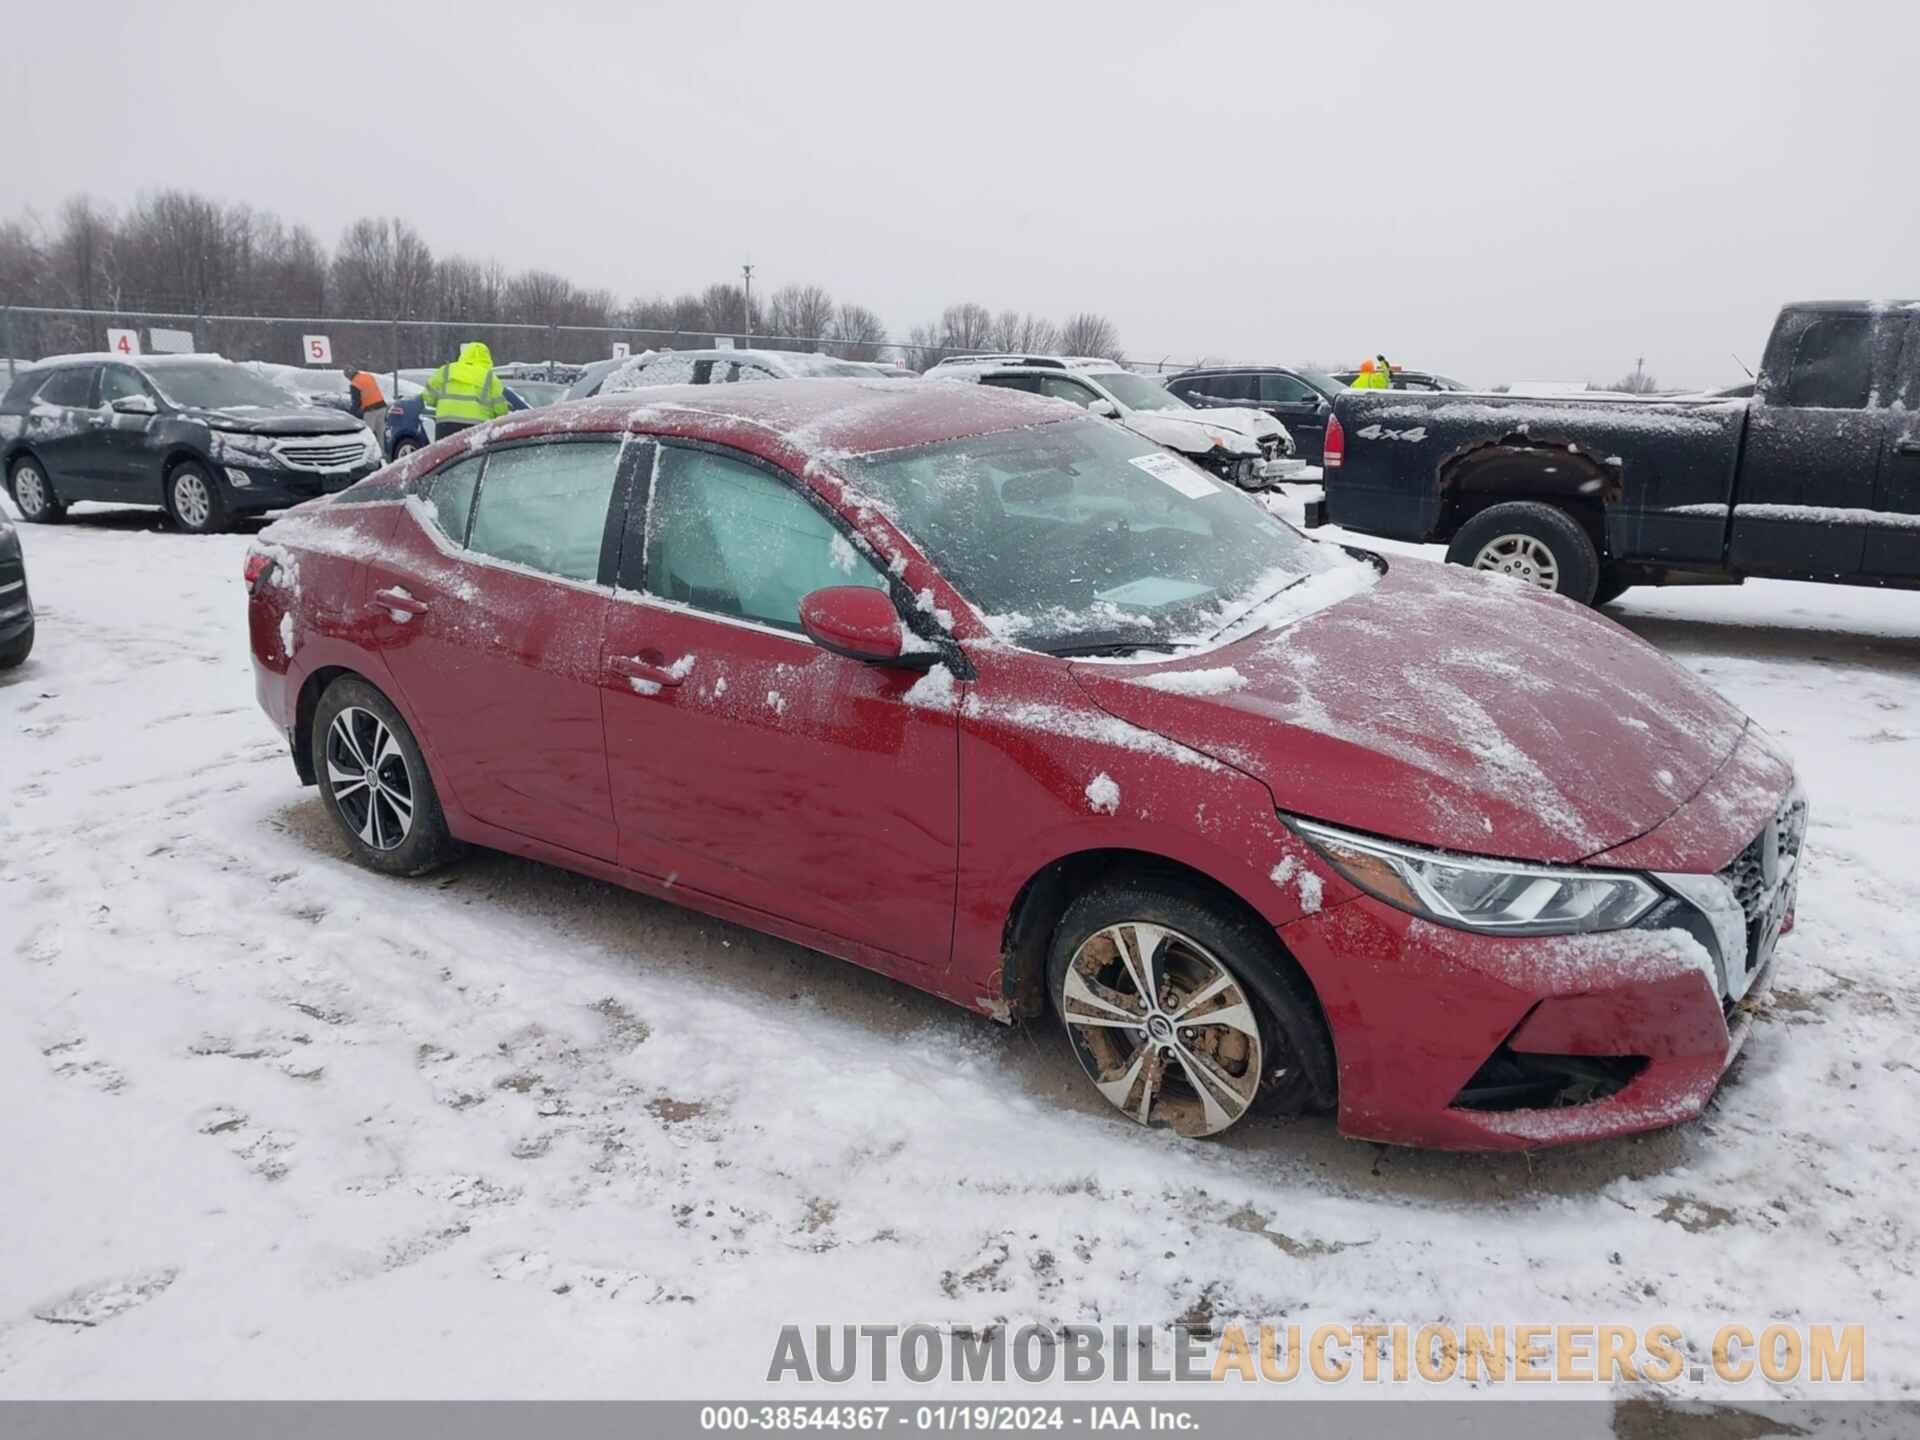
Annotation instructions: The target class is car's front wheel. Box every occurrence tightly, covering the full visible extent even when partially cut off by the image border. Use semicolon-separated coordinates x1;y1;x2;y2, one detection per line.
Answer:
165;461;229;535
392;438;420;459
0;620;33;670
8;458;65;523
1047;878;1334;1138
311;676;459;876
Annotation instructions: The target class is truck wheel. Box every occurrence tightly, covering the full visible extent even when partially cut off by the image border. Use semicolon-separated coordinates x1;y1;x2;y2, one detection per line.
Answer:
1592;567;1634;606
1448;502;1600;605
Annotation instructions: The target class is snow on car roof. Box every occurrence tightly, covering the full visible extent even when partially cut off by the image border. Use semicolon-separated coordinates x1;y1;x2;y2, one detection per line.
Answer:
26;351;234;369
538;376;1075;460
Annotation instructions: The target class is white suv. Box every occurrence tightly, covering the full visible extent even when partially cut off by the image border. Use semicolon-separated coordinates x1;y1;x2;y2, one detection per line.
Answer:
925;355;1293;490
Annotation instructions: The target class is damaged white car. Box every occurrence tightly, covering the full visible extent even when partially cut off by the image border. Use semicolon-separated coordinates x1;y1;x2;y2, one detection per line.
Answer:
926;354;1294;490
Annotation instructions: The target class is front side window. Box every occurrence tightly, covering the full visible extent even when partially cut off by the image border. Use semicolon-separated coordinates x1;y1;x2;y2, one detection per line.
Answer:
465;440;622;583
1034;376;1100;408
842;416;1346;653
1782;314;1875;410
35;368;95;407
1259;372;1316;404
644;445;887;631
99;366;152;404
1087;371;1187;413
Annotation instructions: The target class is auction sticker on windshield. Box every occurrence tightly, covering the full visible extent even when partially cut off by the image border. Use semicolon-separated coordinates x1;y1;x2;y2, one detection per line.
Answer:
1129;451;1217;499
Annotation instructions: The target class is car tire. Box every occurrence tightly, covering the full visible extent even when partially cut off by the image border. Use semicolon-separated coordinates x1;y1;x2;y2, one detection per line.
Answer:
1447;501;1601;604
165;461;229;535
8;457;65;523
1592;567;1634;606
393;438;420;459
1046;876;1335;1138
311;675;460;877
0;620;32;670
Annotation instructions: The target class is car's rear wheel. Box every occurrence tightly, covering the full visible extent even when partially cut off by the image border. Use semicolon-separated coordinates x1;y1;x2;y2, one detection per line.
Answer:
0;620;32;670
165;461;228;535
311;676;458;876
1447;501;1600;604
393;438;420;458
8;458;65;523
1047;878;1333;1138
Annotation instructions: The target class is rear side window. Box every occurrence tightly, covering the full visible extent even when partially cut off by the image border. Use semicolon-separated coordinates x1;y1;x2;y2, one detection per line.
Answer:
1782;314;1874;409
35;368;95;407
424;456;483;543
1199;373;1259;402
980;374;1043;396
466;440;622;582
643;445;887;632
1035;376;1099;407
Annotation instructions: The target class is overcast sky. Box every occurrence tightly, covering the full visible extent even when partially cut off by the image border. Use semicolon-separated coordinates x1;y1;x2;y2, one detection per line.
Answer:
4;0;1914;388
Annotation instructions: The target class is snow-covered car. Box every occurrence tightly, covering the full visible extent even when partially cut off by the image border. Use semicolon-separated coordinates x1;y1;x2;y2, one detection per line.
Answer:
600;348;907;393
926;355;1292;490
240;362;358;414
0;510;32;669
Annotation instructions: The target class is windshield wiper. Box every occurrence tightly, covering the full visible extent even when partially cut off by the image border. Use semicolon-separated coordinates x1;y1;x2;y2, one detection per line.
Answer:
1037;636;1179;658
1205;575;1307;642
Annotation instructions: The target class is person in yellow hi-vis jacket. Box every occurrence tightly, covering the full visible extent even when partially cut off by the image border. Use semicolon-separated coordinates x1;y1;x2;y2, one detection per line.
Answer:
1349;355;1393;390
422;341;510;439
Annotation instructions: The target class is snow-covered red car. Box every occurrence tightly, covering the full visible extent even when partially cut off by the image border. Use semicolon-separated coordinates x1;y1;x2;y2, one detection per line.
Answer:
927;355;1293;490
246;379;1803;1149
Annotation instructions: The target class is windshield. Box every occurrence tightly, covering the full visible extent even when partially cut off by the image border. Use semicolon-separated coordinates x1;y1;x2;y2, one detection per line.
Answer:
841;417;1343;653
780;355;892;378
1088;371;1189;413
510;381;565;407
149;362;300;410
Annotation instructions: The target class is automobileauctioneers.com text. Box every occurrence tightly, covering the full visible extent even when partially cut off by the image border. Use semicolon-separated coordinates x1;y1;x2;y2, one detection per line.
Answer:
768;1322;1864;1387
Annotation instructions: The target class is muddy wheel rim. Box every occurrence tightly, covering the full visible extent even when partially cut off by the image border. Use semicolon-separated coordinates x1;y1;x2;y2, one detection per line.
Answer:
1059;922;1264;1137
325;706;414;851
14;465;46;516
173;472;212;529
395;440;418;456
1471;533;1560;590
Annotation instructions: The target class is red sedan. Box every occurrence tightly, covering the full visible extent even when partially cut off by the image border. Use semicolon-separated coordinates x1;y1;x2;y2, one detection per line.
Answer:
246;380;1803;1149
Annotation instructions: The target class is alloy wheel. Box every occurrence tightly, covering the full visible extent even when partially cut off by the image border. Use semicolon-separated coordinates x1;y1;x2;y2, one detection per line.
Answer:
172;471;213;530
13;465;47;517
1471;533;1560;591
325;706;415;851
1058;921;1265;1137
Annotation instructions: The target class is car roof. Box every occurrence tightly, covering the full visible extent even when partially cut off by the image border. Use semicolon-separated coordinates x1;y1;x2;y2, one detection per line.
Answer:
27;352;232;370
926;353;1117;372
505;376;1076;461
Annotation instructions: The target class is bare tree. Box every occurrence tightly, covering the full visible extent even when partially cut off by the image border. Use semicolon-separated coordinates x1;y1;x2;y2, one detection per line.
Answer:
903;321;947;372
938;301;995;353
765;283;836;348
331;216;435;319
1611;359;1660;393
0;218;49;306
987;309;1060;354
1057;312;1121;359
829;302;889;360
51;197;116;312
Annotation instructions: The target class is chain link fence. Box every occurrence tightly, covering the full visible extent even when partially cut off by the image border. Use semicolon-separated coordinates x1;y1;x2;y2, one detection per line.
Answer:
0;305;1200;379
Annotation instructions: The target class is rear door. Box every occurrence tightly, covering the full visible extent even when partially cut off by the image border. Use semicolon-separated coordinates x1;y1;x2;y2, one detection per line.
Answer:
598;439;960;975
1865;314;1920;579
362;434;634;860
25;366;103;498
1733;308;1901;579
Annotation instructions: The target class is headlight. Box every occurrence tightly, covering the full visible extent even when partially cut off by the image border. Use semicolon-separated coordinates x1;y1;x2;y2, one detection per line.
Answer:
1292;818;1661;935
211;429;279;460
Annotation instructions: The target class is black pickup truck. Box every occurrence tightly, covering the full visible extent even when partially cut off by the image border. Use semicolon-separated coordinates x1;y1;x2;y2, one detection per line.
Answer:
1303;301;1920;604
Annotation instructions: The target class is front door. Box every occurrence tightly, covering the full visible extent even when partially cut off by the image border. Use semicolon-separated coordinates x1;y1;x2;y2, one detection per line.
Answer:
599;440;960;974
1732;309;1897;579
1256;372;1331;465
362;435;633;860
95;364;165;502
1865;315;1920;580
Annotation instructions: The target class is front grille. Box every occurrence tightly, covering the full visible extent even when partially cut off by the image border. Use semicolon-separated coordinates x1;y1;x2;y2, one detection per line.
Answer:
1721;790;1808;926
272;437;369;472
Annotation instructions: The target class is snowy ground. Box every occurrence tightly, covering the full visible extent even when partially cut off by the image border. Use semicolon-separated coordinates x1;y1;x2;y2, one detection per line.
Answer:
2;493;1917;1405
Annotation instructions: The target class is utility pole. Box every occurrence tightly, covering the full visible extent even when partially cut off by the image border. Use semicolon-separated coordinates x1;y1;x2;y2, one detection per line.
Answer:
741;263;754;345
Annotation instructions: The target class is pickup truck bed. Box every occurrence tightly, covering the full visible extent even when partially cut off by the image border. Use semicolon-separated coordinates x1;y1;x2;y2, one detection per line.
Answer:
1306;301;1920;603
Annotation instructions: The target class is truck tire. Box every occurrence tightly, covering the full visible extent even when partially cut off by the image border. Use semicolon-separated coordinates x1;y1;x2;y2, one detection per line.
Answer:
1447;502;1600;605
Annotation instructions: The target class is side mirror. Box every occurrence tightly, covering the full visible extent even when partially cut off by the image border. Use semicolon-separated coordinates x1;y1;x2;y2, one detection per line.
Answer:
1087;398;1120;419
799;586;915;666
110;394;157;416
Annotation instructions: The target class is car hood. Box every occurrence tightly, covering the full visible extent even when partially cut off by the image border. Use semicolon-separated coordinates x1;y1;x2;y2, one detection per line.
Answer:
190;405;365;436
1071;557;1752;863
1122;410;1269;456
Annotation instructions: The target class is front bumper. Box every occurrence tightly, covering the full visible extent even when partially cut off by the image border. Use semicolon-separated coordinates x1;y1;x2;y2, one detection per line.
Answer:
1281;767;1803;1150
218;460;379;512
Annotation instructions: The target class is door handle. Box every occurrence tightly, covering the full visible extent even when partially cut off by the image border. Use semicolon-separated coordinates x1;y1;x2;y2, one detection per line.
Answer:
369;586;429;617
609;654;684;691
